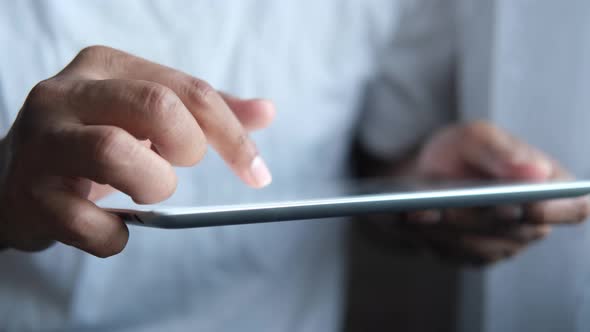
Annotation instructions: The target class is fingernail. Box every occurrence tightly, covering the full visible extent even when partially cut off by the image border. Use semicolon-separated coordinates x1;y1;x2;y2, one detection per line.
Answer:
249;156;272;188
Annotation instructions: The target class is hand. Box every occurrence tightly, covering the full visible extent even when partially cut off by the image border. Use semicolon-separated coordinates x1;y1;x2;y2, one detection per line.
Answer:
372;121;590;265
0;46;275;257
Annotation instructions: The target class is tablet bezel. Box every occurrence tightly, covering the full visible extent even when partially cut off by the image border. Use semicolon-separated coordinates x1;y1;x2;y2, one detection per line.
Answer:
106;180;590;229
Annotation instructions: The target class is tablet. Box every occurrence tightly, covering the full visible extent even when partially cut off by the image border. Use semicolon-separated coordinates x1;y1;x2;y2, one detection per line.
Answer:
106;179;590;229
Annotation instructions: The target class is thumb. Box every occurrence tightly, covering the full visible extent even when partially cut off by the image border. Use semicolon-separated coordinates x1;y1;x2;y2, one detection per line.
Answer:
220;92;276;132
460;122;552;181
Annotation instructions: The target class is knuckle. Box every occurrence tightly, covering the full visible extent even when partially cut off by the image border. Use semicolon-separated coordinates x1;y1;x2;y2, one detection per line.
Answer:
229;132;254;167
91;128;129;178
27;80;58;109
76;45;110;62
185;77;216;106
73;45;119;76
141;84;180;119
28;80;51;99
234;131;249;150
140;85;185;141
463;121;496;141
17;82;59;143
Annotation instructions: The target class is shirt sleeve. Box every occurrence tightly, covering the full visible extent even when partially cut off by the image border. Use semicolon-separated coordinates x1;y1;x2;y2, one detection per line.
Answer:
357;0;458;160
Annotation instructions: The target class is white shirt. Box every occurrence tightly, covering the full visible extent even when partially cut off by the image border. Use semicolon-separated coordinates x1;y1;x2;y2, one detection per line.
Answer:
3;1;590;331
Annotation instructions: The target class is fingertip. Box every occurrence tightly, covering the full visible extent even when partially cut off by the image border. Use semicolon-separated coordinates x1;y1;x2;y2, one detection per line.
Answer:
253;98;276;118
91;214;130;258
131;166;178;204
244;156;272;189
246;98;276;128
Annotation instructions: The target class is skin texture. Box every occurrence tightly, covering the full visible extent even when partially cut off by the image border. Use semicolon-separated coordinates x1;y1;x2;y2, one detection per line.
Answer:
0;46;275;257
357;121;590;265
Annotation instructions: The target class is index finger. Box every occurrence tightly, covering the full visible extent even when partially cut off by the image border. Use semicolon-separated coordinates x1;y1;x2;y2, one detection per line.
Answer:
70;46;272;188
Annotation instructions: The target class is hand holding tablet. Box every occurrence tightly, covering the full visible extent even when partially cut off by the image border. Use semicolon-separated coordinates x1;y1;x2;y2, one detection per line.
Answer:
352;122;590;264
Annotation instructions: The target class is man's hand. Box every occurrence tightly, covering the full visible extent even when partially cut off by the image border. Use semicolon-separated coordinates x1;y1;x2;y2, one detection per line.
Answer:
364;121;590;265
0;46;275;257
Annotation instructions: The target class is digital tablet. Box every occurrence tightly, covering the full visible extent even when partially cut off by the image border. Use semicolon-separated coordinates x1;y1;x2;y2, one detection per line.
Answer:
106;179;590;229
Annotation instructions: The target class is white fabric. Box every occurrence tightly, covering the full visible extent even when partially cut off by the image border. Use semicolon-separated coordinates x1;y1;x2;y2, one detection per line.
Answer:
3;1;590;331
